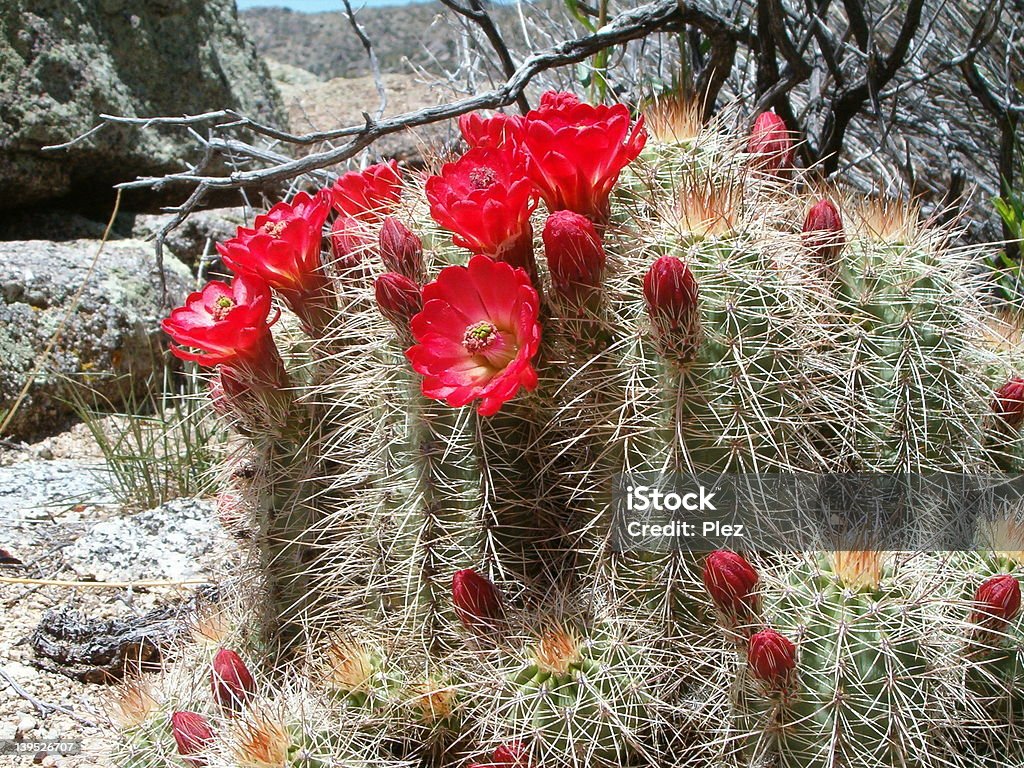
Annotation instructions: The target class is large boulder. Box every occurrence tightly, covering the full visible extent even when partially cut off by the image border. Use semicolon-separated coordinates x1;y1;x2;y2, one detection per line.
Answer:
0;0;285;210
0;239;191;440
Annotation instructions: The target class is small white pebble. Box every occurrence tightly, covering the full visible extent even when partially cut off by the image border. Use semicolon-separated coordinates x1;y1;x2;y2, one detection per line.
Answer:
16;715;37;736
40;755;60;768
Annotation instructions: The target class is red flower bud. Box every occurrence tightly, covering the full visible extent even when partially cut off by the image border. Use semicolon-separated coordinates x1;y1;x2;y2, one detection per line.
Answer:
748;111;794;174
747;628;797;689
703;550;760;619
492;742;530;766
802;199;845;264
452;568;504;631
379;217;425;282
468;741;530;768
211;648;255;714
643;256;700;361
969;574;1021;632
330;217;375;277
171;711;215;767
542;210;606;300
374;273;423;330
993;378;1024;429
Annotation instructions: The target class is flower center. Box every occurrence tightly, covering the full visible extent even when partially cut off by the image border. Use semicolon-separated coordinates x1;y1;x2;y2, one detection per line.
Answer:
212;296;235;321
262;220;288;238
469;167;497;190
463;321;499;353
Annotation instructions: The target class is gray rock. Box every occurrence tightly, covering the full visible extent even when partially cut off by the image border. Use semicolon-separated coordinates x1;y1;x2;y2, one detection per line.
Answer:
0;239;191;440
123;207;250;271
265;57;321;87
0;0;286;210
0;459;113;519
64;497;223;582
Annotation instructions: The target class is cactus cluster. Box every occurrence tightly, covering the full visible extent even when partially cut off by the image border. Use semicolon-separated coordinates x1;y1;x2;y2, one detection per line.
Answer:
124;91;1024;768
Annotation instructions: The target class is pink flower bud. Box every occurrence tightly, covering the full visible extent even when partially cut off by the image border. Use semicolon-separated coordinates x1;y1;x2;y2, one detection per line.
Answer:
748;628;797;689
374;273;423;330
542;210;606;300
452;568;504;631
171;711;215;767
207;375;232;417
492;742;530;766
703;550;760;619
211;648;255;714
468;742;530;768
993;378;1024;429
969;574;1021;631
379;217;424;281
802;199;845;264
643;256;700;360
330;217;375;276
748;111;794;174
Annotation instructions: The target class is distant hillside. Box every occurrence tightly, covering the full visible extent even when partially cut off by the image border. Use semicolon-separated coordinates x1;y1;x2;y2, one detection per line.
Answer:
240;3;557;79
240;4;459;78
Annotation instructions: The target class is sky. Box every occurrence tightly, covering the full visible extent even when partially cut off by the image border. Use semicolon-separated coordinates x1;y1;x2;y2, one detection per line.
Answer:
237;0;432;9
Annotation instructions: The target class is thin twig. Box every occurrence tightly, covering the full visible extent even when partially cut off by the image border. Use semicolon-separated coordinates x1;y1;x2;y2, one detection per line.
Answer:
439;0;531;114
342;0;388;124
0;668;97;727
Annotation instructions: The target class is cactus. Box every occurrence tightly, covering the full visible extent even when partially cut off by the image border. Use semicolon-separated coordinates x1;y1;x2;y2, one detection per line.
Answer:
727;551;944;768
128;90;1024;768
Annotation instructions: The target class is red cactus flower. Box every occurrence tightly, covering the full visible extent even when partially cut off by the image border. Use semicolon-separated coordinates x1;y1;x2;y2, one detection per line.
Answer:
969;574;1021;632
171;711;215;767
643;256;701;361
519;90;646;225
459;111;523;150
425;146;538;280
748;111;794;174
703;550;760;619
375;272;423;330
452;568;504;631
379;217;424;281
542;210;606;301
216;190;332;331
162;275;285;387
994;378;1024;429
748;628;797;689
329;160;403;222
406;255;541;416
802;199;845;263
211;648;256;714
217;190;330;296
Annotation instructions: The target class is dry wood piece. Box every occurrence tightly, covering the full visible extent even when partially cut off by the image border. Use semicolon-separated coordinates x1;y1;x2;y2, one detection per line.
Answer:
29;586;219;684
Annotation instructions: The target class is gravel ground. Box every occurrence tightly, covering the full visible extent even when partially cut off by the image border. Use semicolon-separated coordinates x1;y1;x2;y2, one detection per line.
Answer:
1;429;237;767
